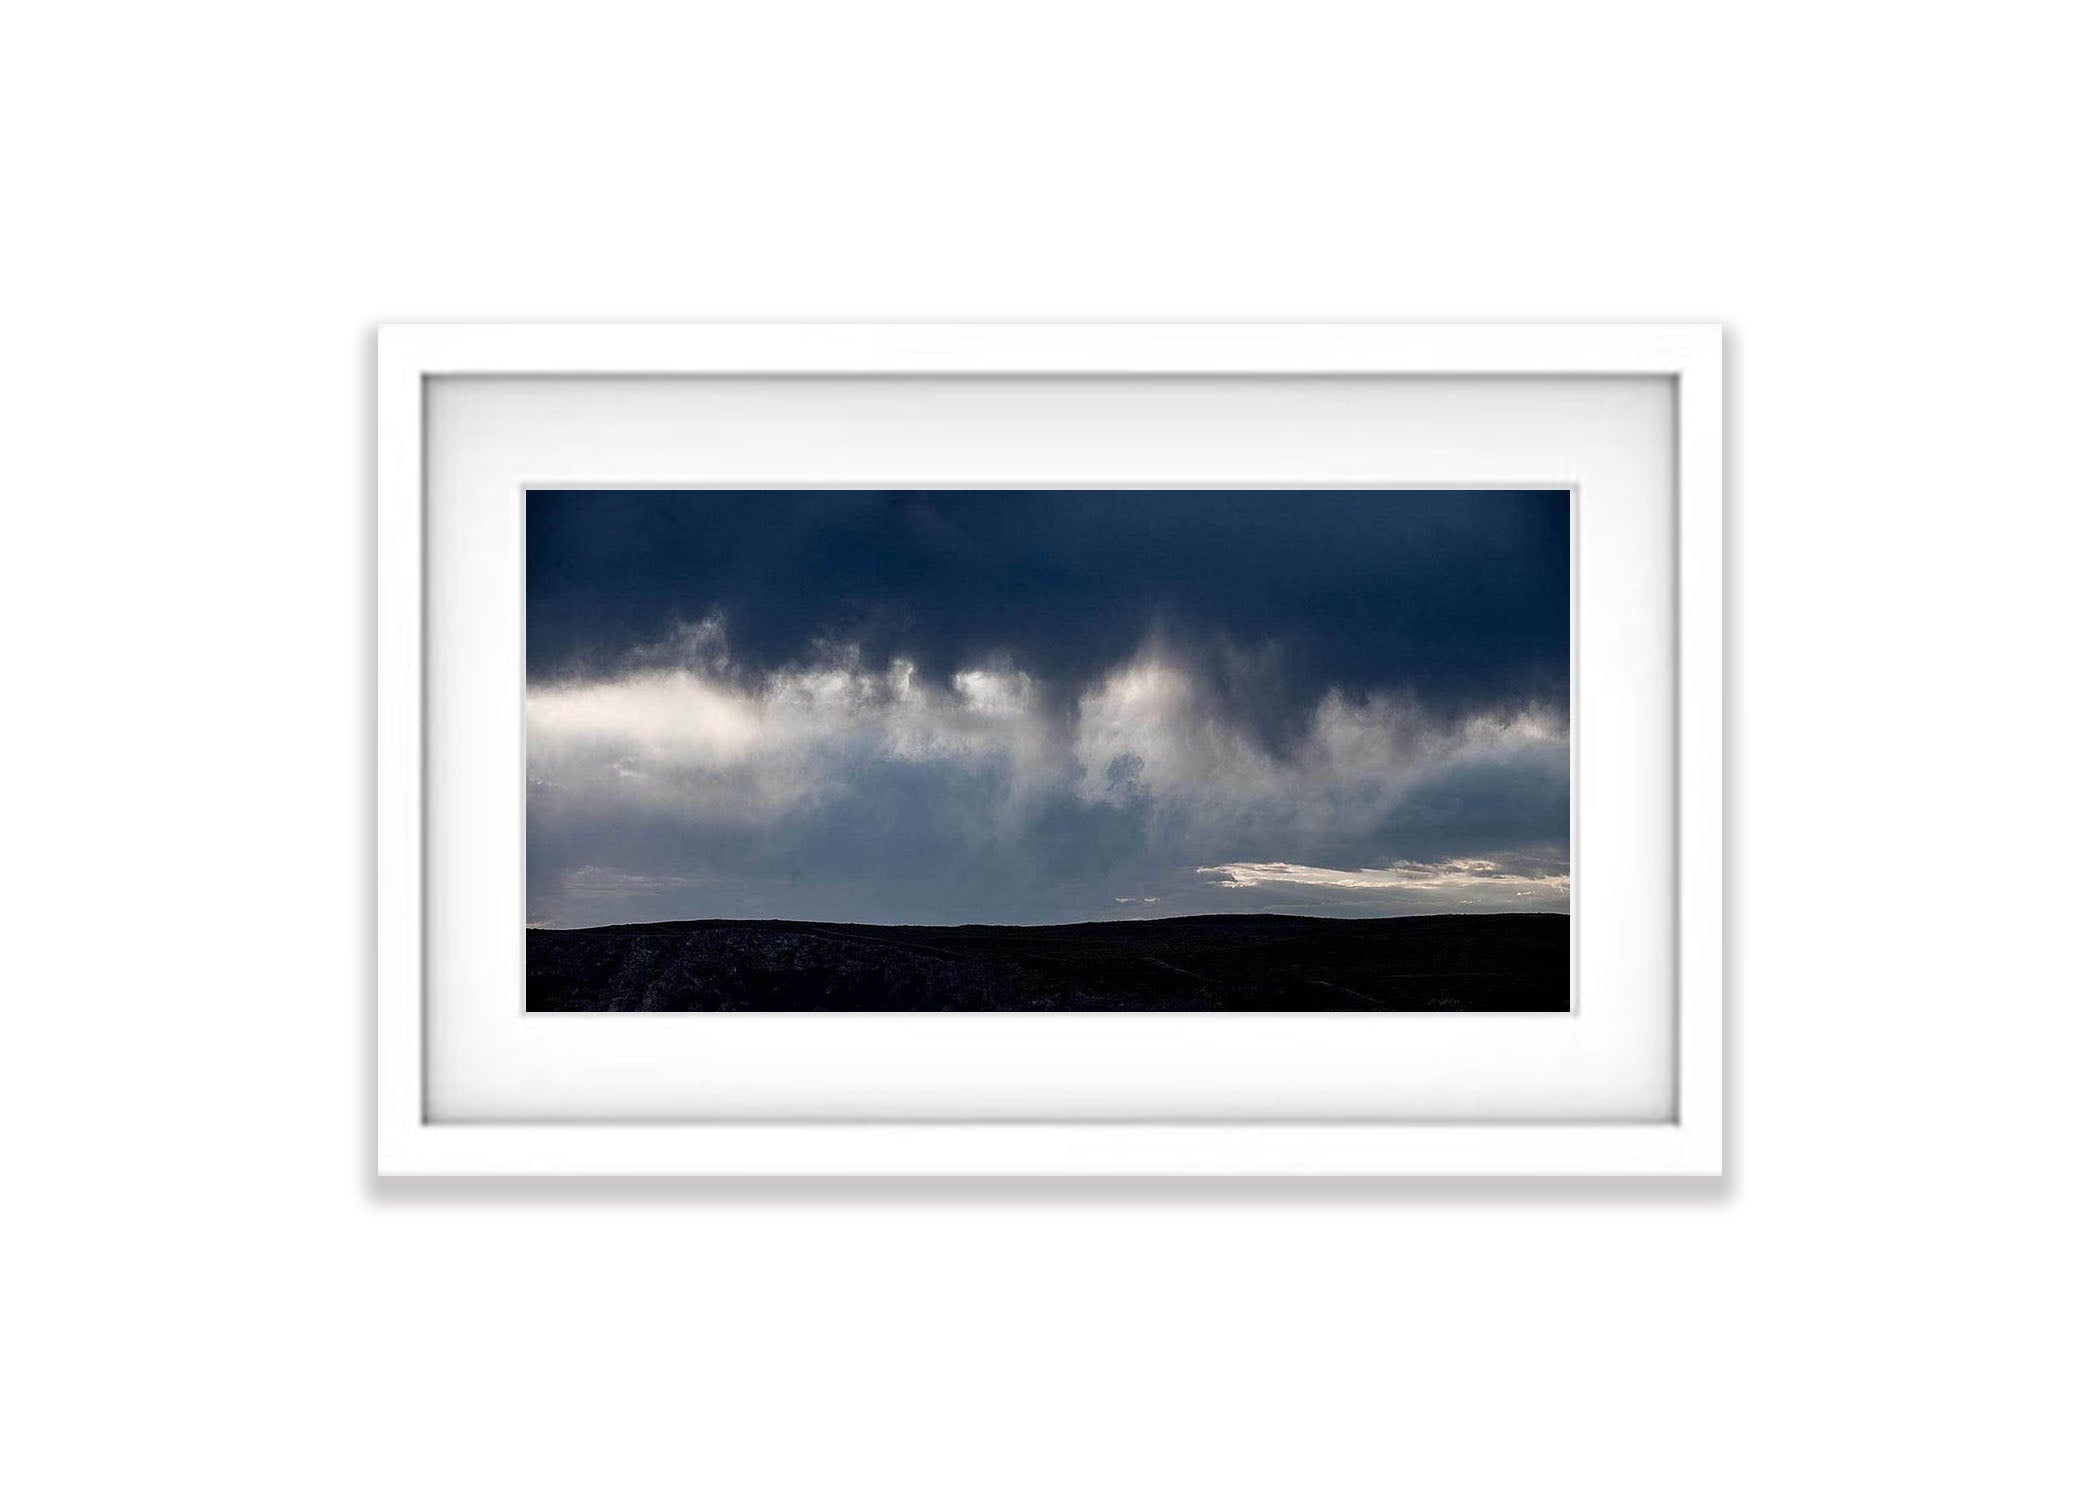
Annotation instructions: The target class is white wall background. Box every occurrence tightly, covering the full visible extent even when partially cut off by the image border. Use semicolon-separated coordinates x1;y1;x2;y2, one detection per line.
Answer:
6;4;2094;1496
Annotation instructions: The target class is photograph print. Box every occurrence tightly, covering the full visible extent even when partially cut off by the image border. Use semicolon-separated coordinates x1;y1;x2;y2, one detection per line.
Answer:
526;488;1571;1012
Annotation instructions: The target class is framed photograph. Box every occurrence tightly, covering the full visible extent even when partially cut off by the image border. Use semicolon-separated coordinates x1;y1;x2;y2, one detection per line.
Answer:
378;324;1723;1175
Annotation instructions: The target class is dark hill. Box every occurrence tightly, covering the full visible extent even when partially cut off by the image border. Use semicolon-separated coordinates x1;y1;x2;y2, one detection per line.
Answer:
526;912;1569;1012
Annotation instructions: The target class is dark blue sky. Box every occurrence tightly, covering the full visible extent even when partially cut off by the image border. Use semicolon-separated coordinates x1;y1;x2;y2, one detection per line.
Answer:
526;490;1570;927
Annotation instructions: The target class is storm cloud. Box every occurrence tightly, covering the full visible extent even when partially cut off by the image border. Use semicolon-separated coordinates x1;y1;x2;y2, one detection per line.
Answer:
527;490;1570;927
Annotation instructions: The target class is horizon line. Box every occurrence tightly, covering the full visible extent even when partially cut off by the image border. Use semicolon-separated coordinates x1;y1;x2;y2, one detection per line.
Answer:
525;910;1571;934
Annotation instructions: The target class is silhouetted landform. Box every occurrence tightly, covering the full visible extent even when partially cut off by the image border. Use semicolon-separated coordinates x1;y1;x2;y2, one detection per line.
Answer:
527;913;1569;1012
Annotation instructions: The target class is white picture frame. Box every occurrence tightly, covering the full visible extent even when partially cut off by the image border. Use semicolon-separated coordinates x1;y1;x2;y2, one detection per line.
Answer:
378;323;1723;1176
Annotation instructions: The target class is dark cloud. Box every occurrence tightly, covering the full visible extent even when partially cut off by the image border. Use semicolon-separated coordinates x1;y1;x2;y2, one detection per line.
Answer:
526;489;1570;927
529;489;1569;740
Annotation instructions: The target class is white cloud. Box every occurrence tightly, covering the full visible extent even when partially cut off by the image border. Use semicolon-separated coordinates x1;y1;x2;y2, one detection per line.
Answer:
527;624;1570;919
1199;857;1570;903
527;648;1063;824
1066;652;1563;854
532;649;1556;822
